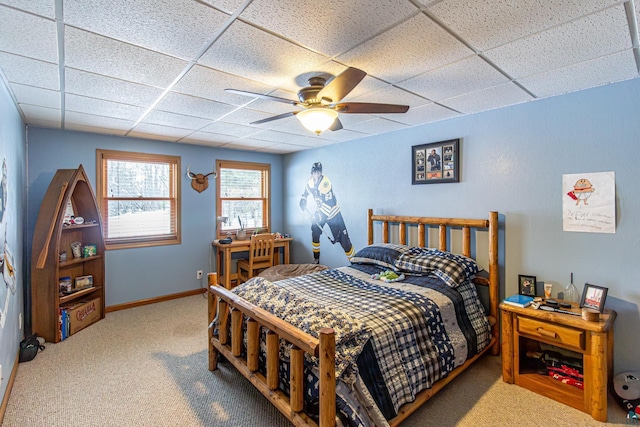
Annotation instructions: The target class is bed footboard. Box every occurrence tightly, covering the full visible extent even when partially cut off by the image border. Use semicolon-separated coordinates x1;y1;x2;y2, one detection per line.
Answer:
208;272;336;427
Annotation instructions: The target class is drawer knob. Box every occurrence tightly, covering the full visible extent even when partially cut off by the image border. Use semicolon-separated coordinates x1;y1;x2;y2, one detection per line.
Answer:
536;328;557;339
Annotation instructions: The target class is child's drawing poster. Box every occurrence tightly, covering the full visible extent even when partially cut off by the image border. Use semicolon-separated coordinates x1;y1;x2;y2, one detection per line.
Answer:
562;172;615;233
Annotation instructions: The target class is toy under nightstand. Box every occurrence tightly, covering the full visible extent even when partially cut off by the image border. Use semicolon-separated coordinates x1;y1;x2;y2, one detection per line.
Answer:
500;301;616;421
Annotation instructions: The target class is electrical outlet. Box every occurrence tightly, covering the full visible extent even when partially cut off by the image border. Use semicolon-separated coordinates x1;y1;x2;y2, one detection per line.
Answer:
196;270;203;280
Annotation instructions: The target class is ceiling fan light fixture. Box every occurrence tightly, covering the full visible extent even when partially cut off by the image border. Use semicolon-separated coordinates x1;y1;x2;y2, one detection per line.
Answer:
296;108;339;135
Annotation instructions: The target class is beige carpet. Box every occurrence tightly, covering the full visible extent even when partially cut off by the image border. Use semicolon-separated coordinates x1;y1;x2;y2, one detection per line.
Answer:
3;295;630;426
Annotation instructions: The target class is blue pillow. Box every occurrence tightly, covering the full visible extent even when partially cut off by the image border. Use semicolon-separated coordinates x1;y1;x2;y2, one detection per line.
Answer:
350;243;412;271
394;247;482;287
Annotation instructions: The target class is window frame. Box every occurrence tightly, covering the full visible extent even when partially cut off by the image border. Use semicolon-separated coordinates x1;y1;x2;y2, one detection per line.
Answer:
216;160;271;239
96;149;181;250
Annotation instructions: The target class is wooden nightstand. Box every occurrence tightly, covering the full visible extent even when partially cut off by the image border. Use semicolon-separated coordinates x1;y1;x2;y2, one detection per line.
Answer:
500;302;616;421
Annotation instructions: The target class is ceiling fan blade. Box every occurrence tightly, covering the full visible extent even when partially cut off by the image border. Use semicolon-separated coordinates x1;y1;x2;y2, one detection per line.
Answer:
335;102;409;114
317;67;367;104
225;89;299;106
250;111;297;125
329;117;343;131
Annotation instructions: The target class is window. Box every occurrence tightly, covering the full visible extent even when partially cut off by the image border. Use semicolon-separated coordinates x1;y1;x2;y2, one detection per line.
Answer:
96;149;181;250
216;160;270;238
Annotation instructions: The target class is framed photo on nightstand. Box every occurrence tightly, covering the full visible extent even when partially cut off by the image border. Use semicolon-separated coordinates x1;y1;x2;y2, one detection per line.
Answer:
518;274;537;296
580;283;608;313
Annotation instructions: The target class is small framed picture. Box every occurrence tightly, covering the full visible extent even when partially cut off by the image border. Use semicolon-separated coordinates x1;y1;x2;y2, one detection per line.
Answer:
580;283;608;313
518;274;537;296
83;244;97;258
412;139;460;184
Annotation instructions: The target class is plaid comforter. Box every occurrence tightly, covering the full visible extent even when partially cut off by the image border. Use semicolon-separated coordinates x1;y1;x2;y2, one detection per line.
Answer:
230;265;491;425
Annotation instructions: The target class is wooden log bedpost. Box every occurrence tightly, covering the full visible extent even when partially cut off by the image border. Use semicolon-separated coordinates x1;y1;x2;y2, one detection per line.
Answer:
208;272;218;371
319;328;336;427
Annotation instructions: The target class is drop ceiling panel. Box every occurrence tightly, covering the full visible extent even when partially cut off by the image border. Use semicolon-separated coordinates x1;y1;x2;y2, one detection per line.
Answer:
0;0;54;18
65;94;146;121
312;128;367;142
198;20;329;87
244;129;311;144
129;123;194;141
350;85;429;108
485;5;632;79
181;131;237;146
65;27;188;87
65;111;134;133
10;83;60;109
518;49;639;98
241;89;299;116
257;143;310;154
337;13;474;84
218;107;280;128
0;6;58;63
195;0;249;15
173;65;275;107
65;69;164;107
142;110;211;130
223;138;277;150
240;0;419;56
155;92;236;121
64;0;230;60
398;55;510;101
346;117;409;135
427;0;624;51
0;52;59;90
441;82;533;114
201;121;260;138
385;103;460;126
19;104;60;125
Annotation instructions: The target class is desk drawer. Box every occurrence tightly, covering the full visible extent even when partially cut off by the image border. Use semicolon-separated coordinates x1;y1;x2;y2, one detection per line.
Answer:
518;316;585;351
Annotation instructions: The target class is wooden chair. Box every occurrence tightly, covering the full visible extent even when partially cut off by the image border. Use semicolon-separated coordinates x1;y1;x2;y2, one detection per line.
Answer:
236;233;275;284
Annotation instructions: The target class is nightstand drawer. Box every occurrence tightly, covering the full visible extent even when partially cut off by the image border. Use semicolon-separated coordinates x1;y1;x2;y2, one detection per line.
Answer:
517;316;585;351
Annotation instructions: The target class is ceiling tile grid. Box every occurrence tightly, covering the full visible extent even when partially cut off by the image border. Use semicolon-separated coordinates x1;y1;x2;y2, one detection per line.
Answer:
0;52;59;90
63;0;231;60
0;0;639;153
239;0;419;57
0;0;54;17
64;27;189;88
0;6;58;63
484;4;633;79
64;69;165;107
336;13;475;84
10;83;61;109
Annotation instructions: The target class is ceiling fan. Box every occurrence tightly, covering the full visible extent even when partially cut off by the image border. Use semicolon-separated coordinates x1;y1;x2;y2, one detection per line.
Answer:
226;67;410;135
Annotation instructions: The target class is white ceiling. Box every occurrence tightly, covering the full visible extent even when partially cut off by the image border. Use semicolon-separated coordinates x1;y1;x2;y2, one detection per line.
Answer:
1;0;639;154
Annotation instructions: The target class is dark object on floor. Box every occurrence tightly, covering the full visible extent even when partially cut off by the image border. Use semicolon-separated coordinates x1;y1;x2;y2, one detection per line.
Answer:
19;334;45;362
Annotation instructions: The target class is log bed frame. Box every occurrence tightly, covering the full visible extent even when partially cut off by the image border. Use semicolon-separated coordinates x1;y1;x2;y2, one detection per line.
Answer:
208;209;500;427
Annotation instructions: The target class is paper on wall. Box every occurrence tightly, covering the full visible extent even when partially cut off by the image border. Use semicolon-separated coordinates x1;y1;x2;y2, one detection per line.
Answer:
562;171;615;233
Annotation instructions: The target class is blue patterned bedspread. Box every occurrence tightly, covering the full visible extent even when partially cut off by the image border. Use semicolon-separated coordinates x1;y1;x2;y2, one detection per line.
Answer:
230;265;491;425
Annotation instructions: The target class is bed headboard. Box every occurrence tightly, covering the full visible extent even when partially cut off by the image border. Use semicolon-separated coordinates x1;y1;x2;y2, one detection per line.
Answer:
367;209;500;356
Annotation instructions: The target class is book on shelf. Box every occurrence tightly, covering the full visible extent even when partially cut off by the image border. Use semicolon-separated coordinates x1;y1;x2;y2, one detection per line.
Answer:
503;294;534;308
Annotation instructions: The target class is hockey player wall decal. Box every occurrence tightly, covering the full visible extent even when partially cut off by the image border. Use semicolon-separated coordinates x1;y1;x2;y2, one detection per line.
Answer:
299;162;354;264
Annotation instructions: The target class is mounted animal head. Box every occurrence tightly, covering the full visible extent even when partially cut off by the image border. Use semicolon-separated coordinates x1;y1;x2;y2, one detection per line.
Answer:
186;164;217;193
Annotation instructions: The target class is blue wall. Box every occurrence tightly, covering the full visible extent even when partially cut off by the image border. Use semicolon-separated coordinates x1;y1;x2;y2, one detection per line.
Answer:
26;129;284;307
0;78;26;404
284;77;640;373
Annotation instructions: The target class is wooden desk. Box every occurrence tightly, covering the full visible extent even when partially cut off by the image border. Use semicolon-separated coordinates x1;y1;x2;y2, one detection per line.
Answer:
211;237;292;290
